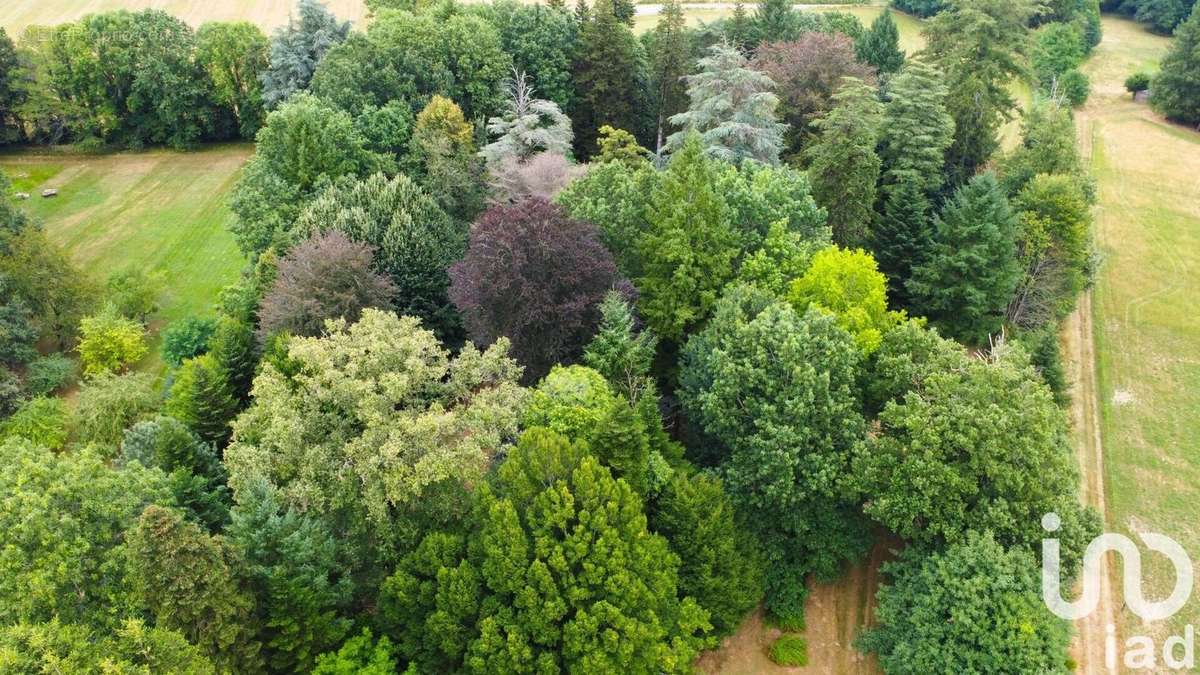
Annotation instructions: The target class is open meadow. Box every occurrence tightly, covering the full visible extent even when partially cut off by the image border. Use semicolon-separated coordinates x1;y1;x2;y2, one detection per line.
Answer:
0;144;249;334
1072;15;1200;653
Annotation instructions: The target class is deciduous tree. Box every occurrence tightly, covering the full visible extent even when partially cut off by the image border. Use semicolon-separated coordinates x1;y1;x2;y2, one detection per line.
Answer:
1152;3;1200;127
449;198;623;381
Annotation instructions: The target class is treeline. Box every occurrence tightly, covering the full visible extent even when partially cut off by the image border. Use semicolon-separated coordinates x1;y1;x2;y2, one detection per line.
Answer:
0;0;1108;672
1103;0;1197;33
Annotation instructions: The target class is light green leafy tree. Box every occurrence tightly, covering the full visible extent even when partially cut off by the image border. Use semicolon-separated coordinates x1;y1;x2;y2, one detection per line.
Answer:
0;439;174;628
788;246;903;356
77;305;148;376
224;309;527;570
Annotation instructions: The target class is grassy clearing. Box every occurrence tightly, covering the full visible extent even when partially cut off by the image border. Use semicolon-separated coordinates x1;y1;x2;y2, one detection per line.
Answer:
1;144;250;346
1075;16;1200;641
0;0;368;34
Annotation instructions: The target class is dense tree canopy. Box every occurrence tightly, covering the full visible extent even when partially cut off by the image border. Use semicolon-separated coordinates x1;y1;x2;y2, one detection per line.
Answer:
225;310;527;570
1152;3;1200;127
859;531;1073;674
293;174;461;337
679;284;869;621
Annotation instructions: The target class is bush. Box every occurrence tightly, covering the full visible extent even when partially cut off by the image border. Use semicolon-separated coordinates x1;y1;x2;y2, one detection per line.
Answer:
23;354;76;397
1125;71;1152;95
1059;69;1090;107
74;371;160;448
769;635;808;667
161;317;217;367
77;307;148;376
1;397;69;450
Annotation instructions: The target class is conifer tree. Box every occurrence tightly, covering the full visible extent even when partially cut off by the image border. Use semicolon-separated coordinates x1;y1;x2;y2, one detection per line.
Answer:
668;43;786;165
908;173;1021;343
922;0;1035;184
208;316;256;403
728;2;753;52
855;10;905;74
166;353;240;446
649;0;692;155
806;77;883;246
1151;4;1200;128
481;70;574;164
127;506;262;673
877;58;955;197
753;0;799;44
871;175;933;308
636;132;740;341
572;0;650;158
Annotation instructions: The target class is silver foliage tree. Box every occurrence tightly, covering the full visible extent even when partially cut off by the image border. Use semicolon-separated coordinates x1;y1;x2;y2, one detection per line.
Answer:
667;42;786;166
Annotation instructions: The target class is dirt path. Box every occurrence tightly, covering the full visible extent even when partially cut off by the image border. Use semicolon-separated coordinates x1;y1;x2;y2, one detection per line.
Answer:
698;542;893;674
1063;291;1117;675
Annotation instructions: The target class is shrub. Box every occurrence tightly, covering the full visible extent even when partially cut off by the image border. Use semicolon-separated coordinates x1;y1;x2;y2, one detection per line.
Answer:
76;307;148;376
1124;71;1152;95
23;354;76;397
1059;69;1090;107
74;371;160;448
161;317;217;367
1;397;69;450
769;635;808;667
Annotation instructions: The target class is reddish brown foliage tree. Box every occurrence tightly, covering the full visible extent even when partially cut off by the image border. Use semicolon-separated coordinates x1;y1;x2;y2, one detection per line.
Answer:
752;34;877;158
258;231;395;340
449;198;627;382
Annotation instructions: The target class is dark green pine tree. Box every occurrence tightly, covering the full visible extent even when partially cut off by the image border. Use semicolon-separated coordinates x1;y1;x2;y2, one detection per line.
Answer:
589;398;652;497
871;174;932;309
752;0;798;44
727;1;753;52
907;173;1021;344
1151;3;1200;128
572;0;650;158
855;10;905;74
648;0;692;155
806;77;884;247
207;316;257;402
166;353;240;446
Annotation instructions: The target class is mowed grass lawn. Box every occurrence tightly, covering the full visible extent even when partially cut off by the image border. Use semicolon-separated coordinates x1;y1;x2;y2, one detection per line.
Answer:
1;144;250;333
0;0;369;33
1079;17;1200;638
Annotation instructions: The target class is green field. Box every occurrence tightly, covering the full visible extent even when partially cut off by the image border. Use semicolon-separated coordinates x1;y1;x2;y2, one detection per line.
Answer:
0;0;369;33
1;144;250;333
1079;16;1200;640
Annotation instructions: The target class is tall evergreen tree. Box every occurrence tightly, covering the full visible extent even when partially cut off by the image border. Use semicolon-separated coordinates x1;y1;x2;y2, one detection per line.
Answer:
648;0;692;155
636;132;740;341
806;77;883;246
855;10;905;74
877;58;955;197
667;43;786;165
1151;3;1200;128
127;506;262;673
753;0;799;44
572;0;649;158
727;2;753;52
260;0;351;109
922;0;1035;184
872;174;933;308
907;173;1021;343
166;353;240;446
